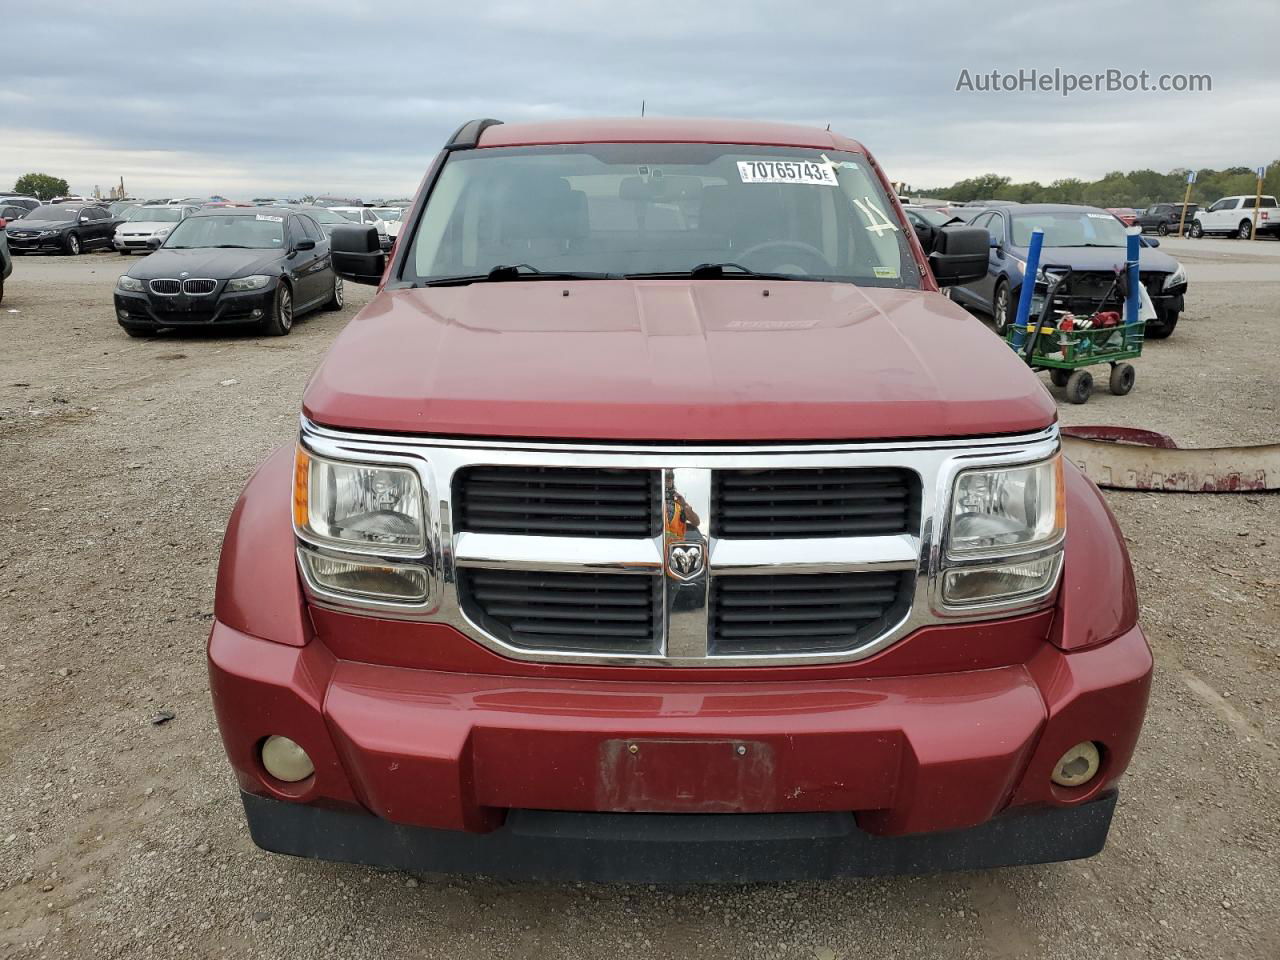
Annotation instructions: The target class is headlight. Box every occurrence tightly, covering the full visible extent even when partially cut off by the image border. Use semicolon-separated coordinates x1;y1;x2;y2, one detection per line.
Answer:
941;456;1064;606
1162;263;1186;290
156;227;172;238
226;274;271;292
117;275;144;292
39;230;58;237
948;457;1063;556
299;551;430;602
293;447;425;554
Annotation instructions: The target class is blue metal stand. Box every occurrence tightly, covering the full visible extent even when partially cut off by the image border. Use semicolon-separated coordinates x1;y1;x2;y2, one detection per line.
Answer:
1010;228;1044;351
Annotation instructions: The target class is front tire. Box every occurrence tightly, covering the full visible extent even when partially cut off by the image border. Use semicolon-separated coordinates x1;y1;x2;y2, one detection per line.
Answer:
1050;368;1071;388
322;273;344;311
64;232;81;256
1146;309;1178;339
1237;220;1253;240
1189;221;1203;239
1157;222;1169;236
260;282;294;336
992;280;1015;336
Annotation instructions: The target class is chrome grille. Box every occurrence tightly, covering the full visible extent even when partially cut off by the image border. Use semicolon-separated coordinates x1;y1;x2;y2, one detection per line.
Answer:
709;571;912;656
459;569;662;654
454;466;659;538
712;467;918;538
296;419;1062;667
183;278;217;295
149;279;181;295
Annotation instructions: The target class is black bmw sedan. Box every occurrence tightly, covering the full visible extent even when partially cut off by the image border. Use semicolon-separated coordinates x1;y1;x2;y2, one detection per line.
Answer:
113;207;343;337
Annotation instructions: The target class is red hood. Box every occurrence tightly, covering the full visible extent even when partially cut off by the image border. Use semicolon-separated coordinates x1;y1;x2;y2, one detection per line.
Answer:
303;281;1056;441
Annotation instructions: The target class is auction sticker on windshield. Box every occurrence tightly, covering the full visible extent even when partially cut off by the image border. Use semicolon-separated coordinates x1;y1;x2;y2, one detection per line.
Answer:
738;160;837;186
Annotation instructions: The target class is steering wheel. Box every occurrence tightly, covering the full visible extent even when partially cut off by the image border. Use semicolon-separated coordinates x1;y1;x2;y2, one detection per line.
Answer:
737;240;834;276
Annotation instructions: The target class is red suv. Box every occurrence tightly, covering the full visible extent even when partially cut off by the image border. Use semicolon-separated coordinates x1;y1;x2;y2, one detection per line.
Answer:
208;118;1151;883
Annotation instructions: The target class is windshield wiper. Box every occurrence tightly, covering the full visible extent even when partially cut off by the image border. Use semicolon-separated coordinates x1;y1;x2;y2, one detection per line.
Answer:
417;263;617;286
212;244;253;249
625;262;815;281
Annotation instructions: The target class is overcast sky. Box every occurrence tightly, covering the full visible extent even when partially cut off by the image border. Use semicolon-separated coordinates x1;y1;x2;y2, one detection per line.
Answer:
3;0;1277;199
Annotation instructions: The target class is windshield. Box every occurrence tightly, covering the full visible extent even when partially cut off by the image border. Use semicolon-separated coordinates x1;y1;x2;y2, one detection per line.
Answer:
126;206;184;223
163;214;285;249
306;208;348;224
404;144;917;286
334;209;364;222
372;207;402;221
30;205;77;221
1011;210;1130;247
909;208;953;227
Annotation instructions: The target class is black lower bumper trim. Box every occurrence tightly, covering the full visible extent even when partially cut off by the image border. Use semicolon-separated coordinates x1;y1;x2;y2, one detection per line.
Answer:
241;790;1118;884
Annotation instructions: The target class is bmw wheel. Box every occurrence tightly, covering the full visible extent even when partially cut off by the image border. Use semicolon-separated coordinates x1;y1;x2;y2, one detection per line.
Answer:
261;282;294;336
323;273;344;311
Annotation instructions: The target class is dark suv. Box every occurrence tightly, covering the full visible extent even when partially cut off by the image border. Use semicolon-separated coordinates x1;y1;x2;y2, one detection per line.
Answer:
1137;203;1197;236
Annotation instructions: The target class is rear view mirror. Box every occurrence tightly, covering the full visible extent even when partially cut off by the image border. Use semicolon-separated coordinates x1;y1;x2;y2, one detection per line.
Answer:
928;225;990;286
331;224;386;285
294;238;317;251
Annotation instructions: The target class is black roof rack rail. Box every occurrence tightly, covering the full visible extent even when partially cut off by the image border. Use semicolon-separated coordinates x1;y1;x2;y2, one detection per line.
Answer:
446;118;504;151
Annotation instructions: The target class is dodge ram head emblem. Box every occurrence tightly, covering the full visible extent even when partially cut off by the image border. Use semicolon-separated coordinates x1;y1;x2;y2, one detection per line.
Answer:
667;542;705;581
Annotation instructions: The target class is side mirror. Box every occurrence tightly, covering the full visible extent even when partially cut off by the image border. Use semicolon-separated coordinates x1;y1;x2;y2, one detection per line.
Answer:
294;238;317;251
331;224;385;285
911;221;935;252
929;225;990;286
80;214;91;223
146;237;162;250
1143;237;1160;248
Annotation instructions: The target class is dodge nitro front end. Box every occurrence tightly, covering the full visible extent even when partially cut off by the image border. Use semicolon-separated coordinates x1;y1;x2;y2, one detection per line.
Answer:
208;118;1151;883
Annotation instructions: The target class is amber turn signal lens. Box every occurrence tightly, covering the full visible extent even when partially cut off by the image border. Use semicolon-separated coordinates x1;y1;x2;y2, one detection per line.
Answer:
293;446;310;530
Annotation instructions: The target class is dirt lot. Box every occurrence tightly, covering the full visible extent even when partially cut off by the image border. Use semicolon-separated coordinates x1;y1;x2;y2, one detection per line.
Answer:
1;242;1277;959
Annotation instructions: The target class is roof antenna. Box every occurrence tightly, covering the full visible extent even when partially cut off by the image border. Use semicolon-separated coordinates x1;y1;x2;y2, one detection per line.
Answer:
826;122;831;131
641;100;646;117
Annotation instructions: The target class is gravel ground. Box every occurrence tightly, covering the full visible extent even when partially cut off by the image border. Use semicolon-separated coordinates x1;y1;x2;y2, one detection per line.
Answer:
1;243;1277;959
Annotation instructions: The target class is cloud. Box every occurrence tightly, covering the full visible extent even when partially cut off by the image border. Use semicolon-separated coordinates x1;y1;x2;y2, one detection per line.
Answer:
2;0;1277;198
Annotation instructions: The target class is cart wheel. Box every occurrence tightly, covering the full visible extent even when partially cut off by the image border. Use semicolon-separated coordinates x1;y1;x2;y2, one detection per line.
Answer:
1050;369;1071;388
1109;362;1136;396
1065;370;1093;404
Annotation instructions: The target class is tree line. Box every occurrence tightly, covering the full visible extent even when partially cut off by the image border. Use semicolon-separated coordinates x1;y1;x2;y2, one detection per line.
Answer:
920;161;1279;208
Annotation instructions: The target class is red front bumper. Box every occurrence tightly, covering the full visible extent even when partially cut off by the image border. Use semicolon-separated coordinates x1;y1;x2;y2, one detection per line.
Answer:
209;617;1152;840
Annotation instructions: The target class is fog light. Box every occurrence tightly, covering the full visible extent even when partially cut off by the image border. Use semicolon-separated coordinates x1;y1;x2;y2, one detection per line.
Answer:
261;735;314;783
117;308;129;320
1051;741;1101;787
249;308;263;319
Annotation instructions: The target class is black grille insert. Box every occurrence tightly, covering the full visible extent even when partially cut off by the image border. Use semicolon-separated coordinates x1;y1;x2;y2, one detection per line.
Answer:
710;571;912;656
454;466;659;538
459;569;661;654
712;468;919;538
